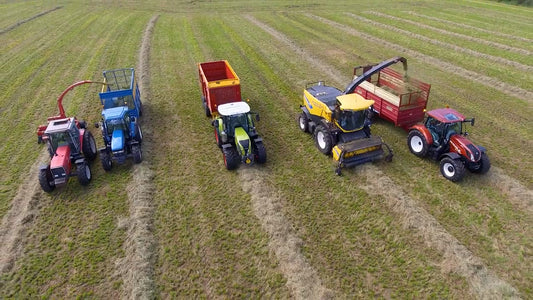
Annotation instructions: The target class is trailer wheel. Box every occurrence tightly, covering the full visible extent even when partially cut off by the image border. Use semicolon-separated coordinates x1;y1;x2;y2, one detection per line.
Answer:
468;153;491;174
82;131;98;161
439;157;465;182
77;162;92;186
39;167;55;193
298;113;309;133
223;146;240;170
255;142;267;164
314;125;333;155
100;150;113;171
132;145;143;163
407;130;429;157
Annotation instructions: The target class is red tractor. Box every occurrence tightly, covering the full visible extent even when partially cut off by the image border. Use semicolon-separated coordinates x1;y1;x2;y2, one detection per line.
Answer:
36;81;101;192
407;108;490;182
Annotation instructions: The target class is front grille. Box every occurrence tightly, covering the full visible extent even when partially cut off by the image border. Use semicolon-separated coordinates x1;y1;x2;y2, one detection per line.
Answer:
51;167;66;178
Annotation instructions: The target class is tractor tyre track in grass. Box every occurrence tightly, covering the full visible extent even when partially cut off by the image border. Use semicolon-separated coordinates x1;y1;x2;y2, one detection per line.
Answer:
0;150;48;273
308;14;533;104
0;6;62;35
484;167;533;213
358;165;520;299
240;168;333;299
245;15;519;299
115;15;158;299
406;11;533;44
365;11;531;57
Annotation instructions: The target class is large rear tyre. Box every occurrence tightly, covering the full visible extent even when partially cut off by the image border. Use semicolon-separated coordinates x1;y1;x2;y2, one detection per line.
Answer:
407;130;429;158
314;125;333;155
82;131;98;161
223;146;240;170
214;128;222;148
39;168;55;193
77;162;92;186
100;151;113;171
255;142;267;164
298;113;309;133
439;157;465;182
132;145;143;163
139;100;143;117
467;152;490;174
135;125;143;143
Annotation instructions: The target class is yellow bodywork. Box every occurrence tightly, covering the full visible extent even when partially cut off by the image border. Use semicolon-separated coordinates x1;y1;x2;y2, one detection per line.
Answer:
303;89;333;121
336;94;374;111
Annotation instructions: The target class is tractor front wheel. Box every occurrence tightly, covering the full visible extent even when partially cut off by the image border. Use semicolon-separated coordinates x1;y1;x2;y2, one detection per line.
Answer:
100;151;113;171
468;152;491;174
77;162;92;186
439;157;465;182
314;125;333;155
298;113;309;133
255;142;267;164
132;145;143;163
83;131;98;161
39;168;55;193
407;130;429;158
223;146;240;170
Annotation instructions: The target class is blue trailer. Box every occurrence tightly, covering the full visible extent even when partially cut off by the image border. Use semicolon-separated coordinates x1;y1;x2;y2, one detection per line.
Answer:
96;68;143;170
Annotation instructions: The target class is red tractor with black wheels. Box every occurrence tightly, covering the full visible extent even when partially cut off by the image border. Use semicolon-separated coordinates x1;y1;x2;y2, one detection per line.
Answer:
36;81;102;192
407;108;490;182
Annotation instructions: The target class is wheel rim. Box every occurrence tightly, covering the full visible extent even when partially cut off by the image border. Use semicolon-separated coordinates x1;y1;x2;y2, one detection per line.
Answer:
317;131;326;149
90;136;96;153
299;117;306;130
410;135;423;153
85;165;91;180
442;162;455;178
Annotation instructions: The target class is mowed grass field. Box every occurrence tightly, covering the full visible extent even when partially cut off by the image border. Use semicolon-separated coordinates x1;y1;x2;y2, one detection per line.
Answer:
1;0;531;298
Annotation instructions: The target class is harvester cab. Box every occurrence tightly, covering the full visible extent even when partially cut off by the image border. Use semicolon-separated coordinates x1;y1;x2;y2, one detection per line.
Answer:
213;102;266;170
96;68;143;171
408;108;490;182
299;57;407;175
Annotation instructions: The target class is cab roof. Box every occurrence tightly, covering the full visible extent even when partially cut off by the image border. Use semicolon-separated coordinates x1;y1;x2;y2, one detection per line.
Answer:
336;93;375;111
427;108;465;123
45;117;74;134
218;102;250;116
102;106;128;120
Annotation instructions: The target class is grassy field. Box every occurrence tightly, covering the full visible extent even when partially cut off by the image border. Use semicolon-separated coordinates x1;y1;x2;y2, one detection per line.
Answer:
1;0;531;298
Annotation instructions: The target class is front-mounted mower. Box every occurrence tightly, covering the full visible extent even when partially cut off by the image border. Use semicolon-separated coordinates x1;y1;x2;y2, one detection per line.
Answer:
36;81;102;192
407;108;491;182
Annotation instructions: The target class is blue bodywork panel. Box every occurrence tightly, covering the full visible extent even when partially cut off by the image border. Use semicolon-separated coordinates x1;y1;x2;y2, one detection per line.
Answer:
111;129;125;152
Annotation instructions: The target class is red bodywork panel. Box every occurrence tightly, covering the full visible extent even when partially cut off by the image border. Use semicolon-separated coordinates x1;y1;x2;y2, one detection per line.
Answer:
427;108;465;123
449;134;481;162
409;124;433;145
198;60;241;115
50;145;72;172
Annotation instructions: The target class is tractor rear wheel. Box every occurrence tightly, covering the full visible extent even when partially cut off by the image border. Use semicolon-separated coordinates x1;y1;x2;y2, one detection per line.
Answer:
439;157;465;182
214;128;222;148
77;162;92;186
132;145;143;163
314;125;333;155
139;100;143;117
39;168;55;193
468;152;491;174
408;130;429;157
298;113;309;133
135;125;143;143
255;142;267;164
223;146;240;170
100;151;113;171
83;131;98;161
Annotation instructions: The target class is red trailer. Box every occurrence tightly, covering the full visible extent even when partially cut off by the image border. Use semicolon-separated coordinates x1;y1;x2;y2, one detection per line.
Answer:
198;60;241;117
352;66;431;130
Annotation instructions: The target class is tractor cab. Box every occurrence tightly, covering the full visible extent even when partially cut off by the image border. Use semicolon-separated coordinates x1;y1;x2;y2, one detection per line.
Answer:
44;118;81;156
217;102;256;135
101;106;134;153
425;108;468;146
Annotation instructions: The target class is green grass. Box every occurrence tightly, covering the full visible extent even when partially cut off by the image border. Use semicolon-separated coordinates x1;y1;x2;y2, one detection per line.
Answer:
1;0;531;298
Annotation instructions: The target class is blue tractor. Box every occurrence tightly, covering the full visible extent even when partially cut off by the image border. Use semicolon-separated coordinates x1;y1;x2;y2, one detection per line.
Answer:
95;68;143;170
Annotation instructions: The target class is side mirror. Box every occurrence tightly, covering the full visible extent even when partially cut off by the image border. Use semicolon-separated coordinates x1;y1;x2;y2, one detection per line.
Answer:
471;118;475;126
212;119;219;127
94;122;100;128
131;116;137;123
255;114;260;122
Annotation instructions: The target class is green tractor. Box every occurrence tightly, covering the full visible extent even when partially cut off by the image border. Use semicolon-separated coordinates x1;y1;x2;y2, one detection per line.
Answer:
212;102;266;170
